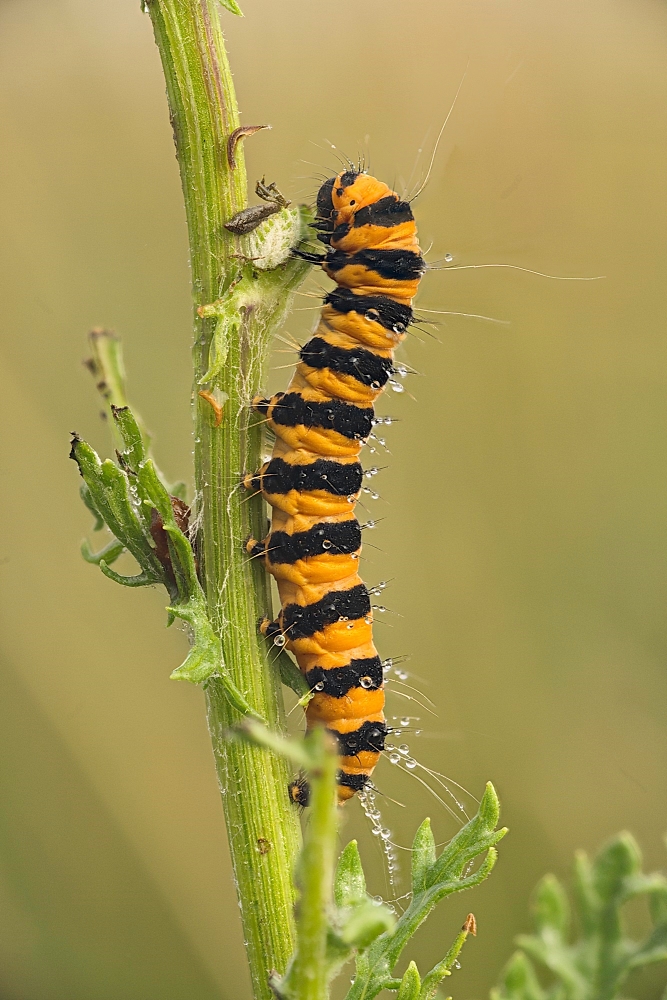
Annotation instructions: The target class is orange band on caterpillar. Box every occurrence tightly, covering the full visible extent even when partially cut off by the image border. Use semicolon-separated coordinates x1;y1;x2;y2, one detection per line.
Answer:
246;170;424;804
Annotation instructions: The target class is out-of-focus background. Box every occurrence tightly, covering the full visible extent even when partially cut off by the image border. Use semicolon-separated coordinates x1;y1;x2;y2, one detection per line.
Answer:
2;0;667;997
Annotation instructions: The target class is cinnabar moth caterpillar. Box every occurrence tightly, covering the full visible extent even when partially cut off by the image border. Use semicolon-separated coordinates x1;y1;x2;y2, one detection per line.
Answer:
245;170;425;804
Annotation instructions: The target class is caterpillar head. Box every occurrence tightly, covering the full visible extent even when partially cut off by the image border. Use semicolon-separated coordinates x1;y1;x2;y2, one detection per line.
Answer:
332;172;393;223
316;172;395;230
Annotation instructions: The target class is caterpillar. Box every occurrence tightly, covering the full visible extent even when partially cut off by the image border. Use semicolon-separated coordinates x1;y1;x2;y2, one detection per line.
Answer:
244;169;425;804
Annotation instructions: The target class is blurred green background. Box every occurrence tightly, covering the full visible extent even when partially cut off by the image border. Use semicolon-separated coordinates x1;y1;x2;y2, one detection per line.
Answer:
2;0;667;997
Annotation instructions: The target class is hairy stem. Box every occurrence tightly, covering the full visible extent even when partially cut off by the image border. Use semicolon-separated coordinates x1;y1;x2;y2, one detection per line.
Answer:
147;2;302;997
288;729;339;1000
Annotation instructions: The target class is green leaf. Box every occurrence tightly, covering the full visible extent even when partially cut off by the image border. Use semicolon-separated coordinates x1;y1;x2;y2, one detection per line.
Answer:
572;850;598;937
420;915;476;1000
99;561;160;587
411;818;436;895
136;460;198;597
533;875;570;935
340;901;395;950
168;599;262;720
232;719;310;770
335;841;366;909
343;784;505;1000
80;483;104;530
427;783;506;888
491;951;545;1000
81;537;125;566
274;647;311;701
495;831;667;1000
592;832;641;902
650;885;667;927
71;435;161;578
112;405;146;472
218;0;243;15
397;962;421;1000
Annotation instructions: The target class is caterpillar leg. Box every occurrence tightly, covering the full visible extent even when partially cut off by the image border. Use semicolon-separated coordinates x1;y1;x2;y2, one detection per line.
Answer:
259;616;284;644
288;775;311;808
251;395;271;415
245;536;267;560
242;461;268;492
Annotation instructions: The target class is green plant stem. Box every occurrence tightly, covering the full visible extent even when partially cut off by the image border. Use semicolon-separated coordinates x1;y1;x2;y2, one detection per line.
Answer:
147;3;302;997
289;730;339;1000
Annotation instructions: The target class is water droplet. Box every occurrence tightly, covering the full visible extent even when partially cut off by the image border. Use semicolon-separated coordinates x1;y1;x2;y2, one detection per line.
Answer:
360;676;374;689
347;494;356;503
273;635;286;647
395;669;408;681
389;753;401;764
375;605;386;613
314;681;325;691
321;539;332;549
346;623;354;630
385;743;395;752
405;758;417;769
445;253;453;262
365;520;376;529
364;617;372;625
380;828;391;840
400;717;410;727
399;744;410;754
338;615;349;622
455;960;461;970
389;379;404;393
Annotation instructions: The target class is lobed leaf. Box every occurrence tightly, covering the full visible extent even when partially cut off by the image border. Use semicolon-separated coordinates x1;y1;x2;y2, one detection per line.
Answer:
411;818;436;896
495;831;667;1000
343;784;505;1000
533;875;570;936
427;783;505;887
340;901;395;950
397;962;421;1000
335;841;367;910
112;405;147;472
491;951;546;1000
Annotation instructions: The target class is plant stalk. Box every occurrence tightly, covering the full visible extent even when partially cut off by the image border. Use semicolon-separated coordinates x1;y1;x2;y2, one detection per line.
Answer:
147;2;302;997
288;729;339;1000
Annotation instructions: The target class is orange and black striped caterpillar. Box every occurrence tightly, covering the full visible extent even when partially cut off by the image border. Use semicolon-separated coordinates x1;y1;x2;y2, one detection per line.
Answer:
244;170;424;804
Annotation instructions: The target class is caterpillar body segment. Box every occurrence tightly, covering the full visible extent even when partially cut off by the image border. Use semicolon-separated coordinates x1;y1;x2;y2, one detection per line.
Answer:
249;171;424;803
